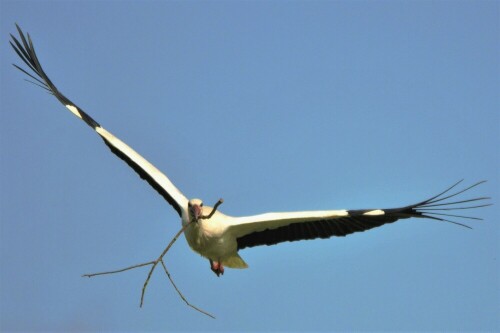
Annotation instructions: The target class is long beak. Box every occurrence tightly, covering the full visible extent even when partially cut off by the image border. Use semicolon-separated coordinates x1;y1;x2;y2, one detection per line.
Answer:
191;204;202;221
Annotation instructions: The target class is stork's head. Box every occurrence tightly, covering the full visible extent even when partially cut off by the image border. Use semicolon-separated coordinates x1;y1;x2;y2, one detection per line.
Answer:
188;198;203;222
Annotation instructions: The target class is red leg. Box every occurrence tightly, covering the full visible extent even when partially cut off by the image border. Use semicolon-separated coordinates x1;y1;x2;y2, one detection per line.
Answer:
209;259;225;277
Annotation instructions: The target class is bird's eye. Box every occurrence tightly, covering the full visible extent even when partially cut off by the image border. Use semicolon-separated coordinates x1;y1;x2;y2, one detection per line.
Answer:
200;203;203;207
188;202;191;207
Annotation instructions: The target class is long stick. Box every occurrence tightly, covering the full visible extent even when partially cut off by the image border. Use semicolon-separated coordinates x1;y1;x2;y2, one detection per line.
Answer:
160;259;215;319
82;221;215;319
82;198;224;319
82;261;155;278
139;222;192;307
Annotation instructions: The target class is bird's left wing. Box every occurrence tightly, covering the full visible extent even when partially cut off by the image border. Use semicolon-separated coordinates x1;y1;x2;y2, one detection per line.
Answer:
10;25;188;217
228;181;490;250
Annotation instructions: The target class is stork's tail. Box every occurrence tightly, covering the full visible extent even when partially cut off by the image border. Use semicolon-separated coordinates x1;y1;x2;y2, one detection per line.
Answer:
222;254;249;269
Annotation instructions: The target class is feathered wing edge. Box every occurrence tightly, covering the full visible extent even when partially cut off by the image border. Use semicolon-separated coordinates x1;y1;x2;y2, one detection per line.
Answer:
233;180;491;250
390;180;491;228
10;24;188;217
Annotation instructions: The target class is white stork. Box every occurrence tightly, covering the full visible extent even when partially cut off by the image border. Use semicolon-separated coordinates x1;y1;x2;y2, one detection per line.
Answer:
11;25;490;277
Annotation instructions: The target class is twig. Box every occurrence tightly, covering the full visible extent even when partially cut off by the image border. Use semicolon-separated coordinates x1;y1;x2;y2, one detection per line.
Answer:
82;261;155;277
160;259;216;319
82;221;215;319
139;222;192;307
200;198;224;220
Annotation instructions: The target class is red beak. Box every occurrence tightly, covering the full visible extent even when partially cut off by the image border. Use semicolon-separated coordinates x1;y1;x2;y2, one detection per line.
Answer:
191;204;202;221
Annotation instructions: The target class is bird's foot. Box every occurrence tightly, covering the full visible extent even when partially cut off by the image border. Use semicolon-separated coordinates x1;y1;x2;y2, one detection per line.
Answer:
209;260;224;277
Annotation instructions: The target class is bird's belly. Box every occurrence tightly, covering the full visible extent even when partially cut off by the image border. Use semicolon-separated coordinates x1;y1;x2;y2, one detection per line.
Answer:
184;222;236;261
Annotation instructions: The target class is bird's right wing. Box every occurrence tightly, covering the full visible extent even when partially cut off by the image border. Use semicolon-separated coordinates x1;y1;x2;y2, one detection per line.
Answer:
10;24;188;217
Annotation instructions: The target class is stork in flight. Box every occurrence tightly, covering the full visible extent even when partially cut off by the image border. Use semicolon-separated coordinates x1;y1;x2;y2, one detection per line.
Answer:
11;25;490;277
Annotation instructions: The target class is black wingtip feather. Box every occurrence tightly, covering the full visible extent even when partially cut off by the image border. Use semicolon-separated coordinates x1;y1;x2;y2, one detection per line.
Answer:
11;25;55;92
10;24;101;129
418;214;473;229
409;180;491;228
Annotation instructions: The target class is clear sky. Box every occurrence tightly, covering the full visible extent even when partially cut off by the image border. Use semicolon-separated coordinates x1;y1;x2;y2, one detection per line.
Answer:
1;1;498;331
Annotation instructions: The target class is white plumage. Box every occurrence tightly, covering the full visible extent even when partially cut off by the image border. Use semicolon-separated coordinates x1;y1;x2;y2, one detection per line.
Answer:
10;25;490;277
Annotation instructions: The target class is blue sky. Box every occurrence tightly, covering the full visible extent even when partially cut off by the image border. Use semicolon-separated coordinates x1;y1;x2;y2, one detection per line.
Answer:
1;1;498;331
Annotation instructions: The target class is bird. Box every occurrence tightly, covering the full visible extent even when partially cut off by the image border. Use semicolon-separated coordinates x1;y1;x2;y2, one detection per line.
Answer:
10;24;490;277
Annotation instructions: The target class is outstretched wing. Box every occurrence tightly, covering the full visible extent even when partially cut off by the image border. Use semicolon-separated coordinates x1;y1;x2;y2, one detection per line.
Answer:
10;24;188;217
229;181;490;250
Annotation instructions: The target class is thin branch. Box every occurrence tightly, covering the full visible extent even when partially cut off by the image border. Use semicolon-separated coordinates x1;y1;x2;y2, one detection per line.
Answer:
160;259;216;319
82;261;155;278
140;261;158;307
200;198;224;220
82;221;215;319
140;222;192;307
